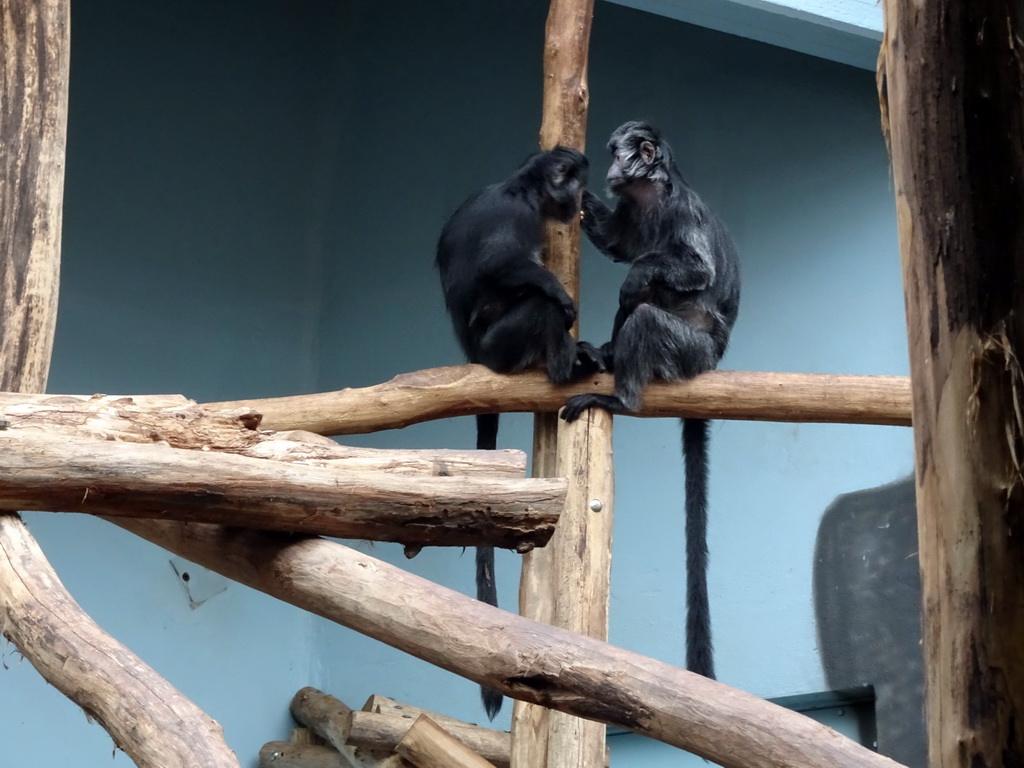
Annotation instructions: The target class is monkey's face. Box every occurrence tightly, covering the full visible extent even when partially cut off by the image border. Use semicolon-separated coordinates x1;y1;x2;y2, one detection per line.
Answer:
606;121;670;199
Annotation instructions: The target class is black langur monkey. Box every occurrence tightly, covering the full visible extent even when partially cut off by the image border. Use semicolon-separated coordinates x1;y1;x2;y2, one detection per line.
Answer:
436;146;604;717
561;121;740;680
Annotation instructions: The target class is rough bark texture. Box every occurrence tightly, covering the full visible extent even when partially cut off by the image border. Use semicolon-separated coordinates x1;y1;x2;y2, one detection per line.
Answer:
395;716;497;768
0;4;237;766
116;519;906;768
879;3;1024;767
208;366;912;435
0;430;561;549
0;0;66;392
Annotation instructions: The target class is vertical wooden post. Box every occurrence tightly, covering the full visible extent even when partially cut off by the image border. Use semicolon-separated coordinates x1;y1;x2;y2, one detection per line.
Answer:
0;5;238;765
879;3;1024;767
512;2;608;767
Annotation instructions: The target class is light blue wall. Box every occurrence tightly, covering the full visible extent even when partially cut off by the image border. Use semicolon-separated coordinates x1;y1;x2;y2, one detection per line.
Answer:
2;1;908;766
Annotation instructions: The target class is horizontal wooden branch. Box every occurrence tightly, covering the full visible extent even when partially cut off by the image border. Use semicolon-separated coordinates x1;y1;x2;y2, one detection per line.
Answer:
0;394;527;477
291;688;408;768
0;432;561;549
208;365;912;435
116;519;906;768
0;514;239;767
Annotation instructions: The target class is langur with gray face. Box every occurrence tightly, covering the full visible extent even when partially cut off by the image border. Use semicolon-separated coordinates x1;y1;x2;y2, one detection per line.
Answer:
562;121;741;679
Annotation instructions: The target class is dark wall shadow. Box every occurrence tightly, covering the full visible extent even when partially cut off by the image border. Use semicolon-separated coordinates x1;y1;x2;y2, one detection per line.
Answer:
813;476;926;767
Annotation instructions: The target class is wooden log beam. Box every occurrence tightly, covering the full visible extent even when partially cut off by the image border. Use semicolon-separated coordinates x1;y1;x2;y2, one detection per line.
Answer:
114;519;907;768
207;366;912;435
396;716;496;768
879;2;1024;767
0;431;561;550
0;394;528;478
0;3;237;766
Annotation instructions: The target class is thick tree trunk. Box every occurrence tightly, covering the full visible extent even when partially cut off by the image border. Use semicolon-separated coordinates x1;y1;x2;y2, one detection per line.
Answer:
208;366;911;434
117;519;906;768
0;4;237;766
879;3;1024;767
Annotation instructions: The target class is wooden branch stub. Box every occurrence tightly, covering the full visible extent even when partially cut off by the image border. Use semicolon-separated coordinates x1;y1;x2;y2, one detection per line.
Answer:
208;366;912;436
395;716;497;768
117;520;907;768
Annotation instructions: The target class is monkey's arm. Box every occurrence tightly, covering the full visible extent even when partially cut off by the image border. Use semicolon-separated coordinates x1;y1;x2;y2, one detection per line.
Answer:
629;249;715;294
485;260;577;326
581;191;627;261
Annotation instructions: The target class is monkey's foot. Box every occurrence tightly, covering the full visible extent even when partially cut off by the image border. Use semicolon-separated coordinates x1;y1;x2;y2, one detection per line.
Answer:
560;393;624;423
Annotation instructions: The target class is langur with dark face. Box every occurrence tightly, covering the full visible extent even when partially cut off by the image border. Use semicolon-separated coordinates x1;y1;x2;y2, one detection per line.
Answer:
562;121;740;680
437;146;604;717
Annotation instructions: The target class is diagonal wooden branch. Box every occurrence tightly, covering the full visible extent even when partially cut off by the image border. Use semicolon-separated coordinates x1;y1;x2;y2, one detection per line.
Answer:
0;521;239;767
207;365;912;435
113;518;907;768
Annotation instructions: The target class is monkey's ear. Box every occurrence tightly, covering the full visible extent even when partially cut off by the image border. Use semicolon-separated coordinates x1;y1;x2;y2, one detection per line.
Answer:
639;140;657;164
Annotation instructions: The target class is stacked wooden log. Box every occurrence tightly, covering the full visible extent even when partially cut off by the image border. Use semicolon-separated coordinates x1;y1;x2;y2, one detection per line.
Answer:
259;688;512;768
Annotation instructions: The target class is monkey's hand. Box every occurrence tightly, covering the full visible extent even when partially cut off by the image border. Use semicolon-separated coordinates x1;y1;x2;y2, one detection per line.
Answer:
573;341;606;377
581;191;621;258
559;295;578;329
599;341;616;373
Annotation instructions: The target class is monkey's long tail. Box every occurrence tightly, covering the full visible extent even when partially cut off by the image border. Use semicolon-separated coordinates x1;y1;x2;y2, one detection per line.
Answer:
475;412;504;719
683;417;715;680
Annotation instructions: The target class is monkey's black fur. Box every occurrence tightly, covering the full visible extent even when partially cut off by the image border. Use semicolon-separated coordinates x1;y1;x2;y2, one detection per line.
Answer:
437;147;604;717
561;121;740;679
